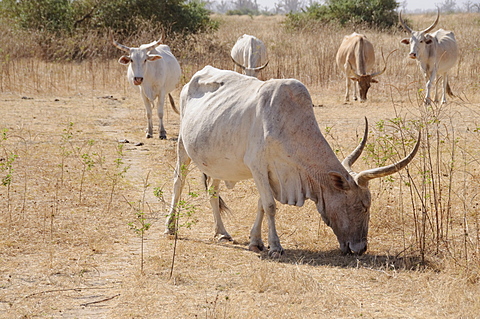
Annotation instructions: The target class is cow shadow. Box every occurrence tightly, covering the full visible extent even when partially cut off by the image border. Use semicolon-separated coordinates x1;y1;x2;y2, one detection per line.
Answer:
260;248;431;272
176;237;431;272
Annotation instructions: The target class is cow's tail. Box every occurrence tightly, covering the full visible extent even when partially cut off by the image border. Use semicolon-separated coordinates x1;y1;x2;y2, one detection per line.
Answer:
202;173;231;215
168;93;180;115
446;80;455;98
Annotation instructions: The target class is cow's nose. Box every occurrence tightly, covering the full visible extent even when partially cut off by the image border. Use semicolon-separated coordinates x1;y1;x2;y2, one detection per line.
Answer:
409;53;417;59
349;241;367;255
133;77;143;85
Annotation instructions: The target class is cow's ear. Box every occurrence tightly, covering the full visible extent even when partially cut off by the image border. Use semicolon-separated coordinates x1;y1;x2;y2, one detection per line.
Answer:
400;38;410;45
118;56;131;65
371;79;379;83
425;36;433;44
147;54;162;61
328;172;351;191
349;77;359;82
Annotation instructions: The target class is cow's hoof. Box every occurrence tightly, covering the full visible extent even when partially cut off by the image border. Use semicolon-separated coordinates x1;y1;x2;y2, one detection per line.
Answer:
248;241;265;253
268;249;284;258
146;134;153;139
249;245;263;253
159;135;167;140
164;228;176;238
217;234;233;242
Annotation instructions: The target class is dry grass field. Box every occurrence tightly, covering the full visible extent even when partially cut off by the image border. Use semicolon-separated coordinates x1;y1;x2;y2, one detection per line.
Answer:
1;13;479;318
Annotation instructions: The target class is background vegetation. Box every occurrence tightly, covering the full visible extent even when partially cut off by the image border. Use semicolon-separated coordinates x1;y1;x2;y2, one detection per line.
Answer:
0;0;405;60
0;0;217;60
285;0;399;30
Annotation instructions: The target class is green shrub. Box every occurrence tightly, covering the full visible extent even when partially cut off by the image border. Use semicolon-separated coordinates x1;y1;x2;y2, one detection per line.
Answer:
1;0;74;33
0;0;217;35
226;8;260;16
285;0;399;30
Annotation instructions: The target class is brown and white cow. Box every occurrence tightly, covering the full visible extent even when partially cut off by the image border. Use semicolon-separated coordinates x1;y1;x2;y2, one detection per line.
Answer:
399;9;459;105
336;33;386;102
165;66;420;257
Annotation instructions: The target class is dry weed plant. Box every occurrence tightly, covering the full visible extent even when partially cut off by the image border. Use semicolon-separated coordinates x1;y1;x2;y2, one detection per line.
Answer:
0;13;479;318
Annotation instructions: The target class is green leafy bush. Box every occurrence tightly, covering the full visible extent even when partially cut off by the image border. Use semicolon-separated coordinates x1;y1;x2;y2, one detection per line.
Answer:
0;0;217;35
285;0;399;30
1;0;74;33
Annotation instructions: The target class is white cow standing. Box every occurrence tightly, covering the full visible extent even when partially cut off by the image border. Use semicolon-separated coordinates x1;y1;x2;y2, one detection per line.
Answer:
165;66;420;257
114;38;181;139
230;34;269;78
399;10;459;105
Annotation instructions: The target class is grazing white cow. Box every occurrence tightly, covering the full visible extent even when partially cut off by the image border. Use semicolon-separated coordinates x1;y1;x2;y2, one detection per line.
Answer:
165;66;420;257
230;34;268;78
399;10;459;105
113;38;181;139
336;33;387;102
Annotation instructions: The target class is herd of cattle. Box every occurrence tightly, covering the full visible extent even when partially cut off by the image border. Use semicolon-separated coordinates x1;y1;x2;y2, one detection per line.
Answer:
113;11;457;257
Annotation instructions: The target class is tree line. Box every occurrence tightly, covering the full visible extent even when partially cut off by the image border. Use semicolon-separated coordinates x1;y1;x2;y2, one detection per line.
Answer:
0;0;217;35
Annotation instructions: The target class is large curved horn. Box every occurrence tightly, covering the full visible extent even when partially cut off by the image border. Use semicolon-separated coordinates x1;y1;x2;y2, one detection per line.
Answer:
231;57;268;72
231;56;247;70
342;117;368;173
140;37;163;51
399;10;413;34
423;8;440;33
347;61;361;79
250;60;269;71
371;49;398;78
113;39;130;53
355;132;421;187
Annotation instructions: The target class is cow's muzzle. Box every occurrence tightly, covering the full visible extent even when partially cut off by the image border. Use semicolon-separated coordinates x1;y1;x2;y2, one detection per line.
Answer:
408;53;417;59
340;241;367;256
133;77;143;85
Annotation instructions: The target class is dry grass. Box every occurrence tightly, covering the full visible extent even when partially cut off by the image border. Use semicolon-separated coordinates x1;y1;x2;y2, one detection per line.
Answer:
0;13;479;318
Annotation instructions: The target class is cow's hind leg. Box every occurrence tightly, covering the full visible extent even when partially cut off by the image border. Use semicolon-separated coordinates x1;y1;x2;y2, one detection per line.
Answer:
157;92;167;139
165;138;191;235
249;198;266;253
208;178;232;242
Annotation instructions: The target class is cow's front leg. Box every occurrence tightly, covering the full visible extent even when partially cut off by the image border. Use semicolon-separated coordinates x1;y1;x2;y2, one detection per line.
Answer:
424;71;436;105
441;74;448;104
142;94;154;138
249;163;283;257
264;200;283;257
433;76;440;103
344;77;351;102
157;92;167;139
353;80;358;101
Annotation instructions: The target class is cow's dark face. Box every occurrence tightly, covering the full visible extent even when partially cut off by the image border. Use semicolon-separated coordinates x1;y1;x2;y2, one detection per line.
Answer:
350;75;378;102
317;172;371;255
